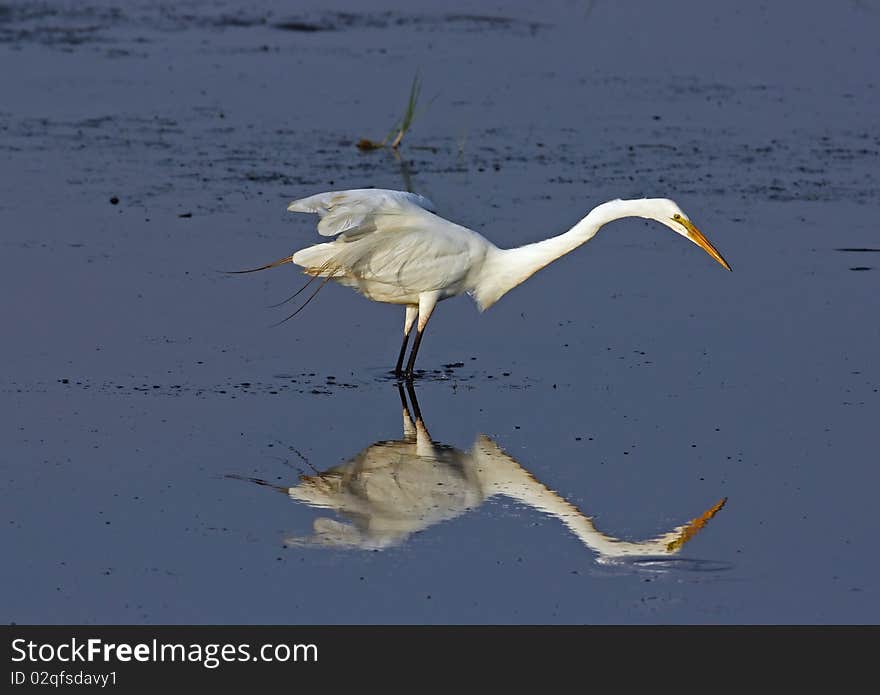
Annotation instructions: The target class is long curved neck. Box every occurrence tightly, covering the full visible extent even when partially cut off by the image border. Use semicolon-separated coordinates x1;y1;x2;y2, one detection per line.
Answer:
472;199;656;311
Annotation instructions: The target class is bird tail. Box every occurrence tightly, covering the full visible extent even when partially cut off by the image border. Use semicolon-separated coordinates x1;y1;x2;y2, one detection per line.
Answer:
226;255;293;274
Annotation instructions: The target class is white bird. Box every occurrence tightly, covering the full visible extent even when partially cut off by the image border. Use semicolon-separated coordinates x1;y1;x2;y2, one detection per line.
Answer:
235;188;731;377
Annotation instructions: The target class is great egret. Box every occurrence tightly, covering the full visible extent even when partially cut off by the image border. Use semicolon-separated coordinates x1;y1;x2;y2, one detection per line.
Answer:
231;384;726;556
236;189;731;377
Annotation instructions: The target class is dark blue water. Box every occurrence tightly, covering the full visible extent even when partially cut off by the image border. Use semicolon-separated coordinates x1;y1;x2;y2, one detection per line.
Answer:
1;0;878;624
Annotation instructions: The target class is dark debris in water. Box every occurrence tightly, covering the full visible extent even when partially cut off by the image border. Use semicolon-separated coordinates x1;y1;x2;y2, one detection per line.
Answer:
36;367;537;397
274;20;334;33
272;11;544;35
48;374;363;398
4;109;879;209
0;5;543;51
0;4;123;47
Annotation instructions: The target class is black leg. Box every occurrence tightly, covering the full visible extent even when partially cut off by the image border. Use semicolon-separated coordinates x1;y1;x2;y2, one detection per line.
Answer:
396;382;411;419
394;332;410;376
403;329;425;379
405;380;422;422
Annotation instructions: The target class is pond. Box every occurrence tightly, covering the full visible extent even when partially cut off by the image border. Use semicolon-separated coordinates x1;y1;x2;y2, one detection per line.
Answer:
1;0;877;624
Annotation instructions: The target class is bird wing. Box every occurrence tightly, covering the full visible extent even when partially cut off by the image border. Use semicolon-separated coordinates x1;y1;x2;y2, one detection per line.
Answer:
287;189;438;240
347;227;478;293
288;189;489;299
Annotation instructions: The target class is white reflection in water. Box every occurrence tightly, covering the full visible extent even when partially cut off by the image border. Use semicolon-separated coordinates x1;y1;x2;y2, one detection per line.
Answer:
232;385;725;563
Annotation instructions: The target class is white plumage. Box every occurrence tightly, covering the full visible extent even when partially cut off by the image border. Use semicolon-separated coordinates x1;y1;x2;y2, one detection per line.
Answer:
237;188;731;376
289;189;489;307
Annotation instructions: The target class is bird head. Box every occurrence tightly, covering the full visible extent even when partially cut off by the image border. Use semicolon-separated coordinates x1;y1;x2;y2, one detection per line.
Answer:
651;199;731;271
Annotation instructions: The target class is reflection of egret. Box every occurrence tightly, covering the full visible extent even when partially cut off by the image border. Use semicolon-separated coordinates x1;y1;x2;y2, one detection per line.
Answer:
234;188;731;377
231;385;726;561
391;148;415;194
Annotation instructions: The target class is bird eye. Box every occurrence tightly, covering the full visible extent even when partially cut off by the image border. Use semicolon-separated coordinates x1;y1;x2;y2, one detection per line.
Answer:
673;213;681;220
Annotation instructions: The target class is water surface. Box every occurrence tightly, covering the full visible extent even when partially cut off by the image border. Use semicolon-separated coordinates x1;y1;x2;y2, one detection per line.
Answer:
1;0;878;624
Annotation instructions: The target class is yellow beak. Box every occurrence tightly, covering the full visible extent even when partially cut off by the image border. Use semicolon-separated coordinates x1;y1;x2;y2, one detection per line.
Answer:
680;219;732;271
665;497;728;552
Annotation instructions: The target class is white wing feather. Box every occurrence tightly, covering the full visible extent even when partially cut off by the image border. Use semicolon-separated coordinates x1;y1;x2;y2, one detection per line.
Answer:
287;189;437;239
288;188;492;305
